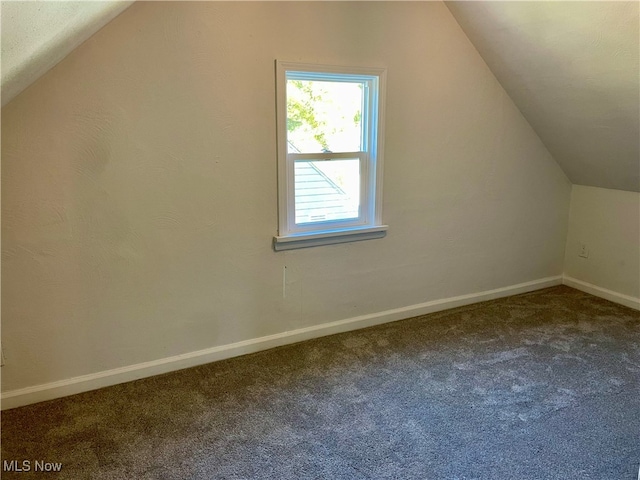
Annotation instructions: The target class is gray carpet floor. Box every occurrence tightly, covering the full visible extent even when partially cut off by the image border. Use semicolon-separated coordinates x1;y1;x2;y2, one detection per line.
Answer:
1;285;639;479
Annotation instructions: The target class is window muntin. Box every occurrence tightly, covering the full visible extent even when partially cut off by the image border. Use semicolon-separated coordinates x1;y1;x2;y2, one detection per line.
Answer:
275;62;387;249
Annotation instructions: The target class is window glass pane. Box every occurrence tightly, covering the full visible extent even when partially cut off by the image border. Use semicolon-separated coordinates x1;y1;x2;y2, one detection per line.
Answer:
294;159;360;224
287;79;363;154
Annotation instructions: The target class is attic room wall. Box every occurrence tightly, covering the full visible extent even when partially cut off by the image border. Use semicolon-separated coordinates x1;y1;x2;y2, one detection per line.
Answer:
1;2;571;405
564;186;640;308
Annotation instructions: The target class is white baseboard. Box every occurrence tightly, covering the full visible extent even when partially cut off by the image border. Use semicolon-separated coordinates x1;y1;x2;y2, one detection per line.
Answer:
1;275;562;410
563;275;640;311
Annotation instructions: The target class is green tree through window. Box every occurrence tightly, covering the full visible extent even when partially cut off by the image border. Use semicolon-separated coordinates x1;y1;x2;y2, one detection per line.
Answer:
286;80;362;153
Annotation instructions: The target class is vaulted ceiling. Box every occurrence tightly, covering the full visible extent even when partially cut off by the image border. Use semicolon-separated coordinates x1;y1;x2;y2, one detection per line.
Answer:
2;1;638;192
1;0;133;106
446;1;639;193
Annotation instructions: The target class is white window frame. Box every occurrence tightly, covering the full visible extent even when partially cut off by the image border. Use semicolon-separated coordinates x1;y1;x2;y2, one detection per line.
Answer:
273;61;388;251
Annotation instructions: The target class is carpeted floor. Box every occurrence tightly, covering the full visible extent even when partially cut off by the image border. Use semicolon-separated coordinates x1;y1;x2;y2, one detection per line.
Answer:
1;285;639;479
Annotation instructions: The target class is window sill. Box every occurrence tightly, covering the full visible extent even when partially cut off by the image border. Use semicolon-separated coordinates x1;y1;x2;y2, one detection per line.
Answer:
273;225;388;251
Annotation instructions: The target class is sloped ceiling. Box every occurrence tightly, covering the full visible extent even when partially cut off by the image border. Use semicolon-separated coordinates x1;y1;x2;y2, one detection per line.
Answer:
2;1;638;192
446;1;640;193
1;0;133;106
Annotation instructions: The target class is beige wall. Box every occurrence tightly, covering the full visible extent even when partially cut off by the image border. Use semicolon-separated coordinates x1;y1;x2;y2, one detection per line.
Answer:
564;185;640;306
1;2;571;396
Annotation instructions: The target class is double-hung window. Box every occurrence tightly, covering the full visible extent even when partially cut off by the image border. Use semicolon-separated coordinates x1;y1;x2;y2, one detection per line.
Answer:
273;61;388;251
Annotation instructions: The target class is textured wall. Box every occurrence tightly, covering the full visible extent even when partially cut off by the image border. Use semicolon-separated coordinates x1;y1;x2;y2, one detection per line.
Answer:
564;186;640;300
1;2;571;393
447;1;640;192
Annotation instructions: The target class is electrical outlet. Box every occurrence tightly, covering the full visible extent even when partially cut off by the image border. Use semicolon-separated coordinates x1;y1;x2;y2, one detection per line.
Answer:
579;243;589;258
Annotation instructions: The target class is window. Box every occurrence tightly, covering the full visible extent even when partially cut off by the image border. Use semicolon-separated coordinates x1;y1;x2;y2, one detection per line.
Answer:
273;61;388;251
